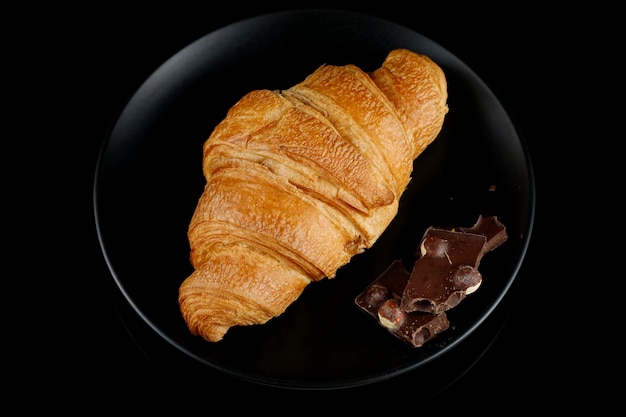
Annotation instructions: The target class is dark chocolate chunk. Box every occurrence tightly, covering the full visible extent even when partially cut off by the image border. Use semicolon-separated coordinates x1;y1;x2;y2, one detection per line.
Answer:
457;215;508;256
355;215;507;348
355;260;450;348
401;216;507;314
401;230;486;314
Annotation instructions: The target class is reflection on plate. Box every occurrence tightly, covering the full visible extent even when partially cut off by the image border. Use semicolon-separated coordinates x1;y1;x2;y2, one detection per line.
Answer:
112;276;516;395
94;9;534;389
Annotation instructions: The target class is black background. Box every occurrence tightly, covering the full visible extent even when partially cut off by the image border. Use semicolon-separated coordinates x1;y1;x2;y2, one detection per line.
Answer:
11;2;618;411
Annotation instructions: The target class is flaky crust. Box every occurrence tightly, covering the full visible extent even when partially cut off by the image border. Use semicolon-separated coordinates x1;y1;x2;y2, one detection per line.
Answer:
179;48;448;342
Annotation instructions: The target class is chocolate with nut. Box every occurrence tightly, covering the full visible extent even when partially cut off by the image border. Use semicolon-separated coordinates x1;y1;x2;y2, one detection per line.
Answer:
355;260;450;348
355;215;507;348
400;229;486;314
401;215;507;314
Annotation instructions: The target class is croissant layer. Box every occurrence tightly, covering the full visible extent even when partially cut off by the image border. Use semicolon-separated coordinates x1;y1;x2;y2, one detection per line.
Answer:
179;48;448;342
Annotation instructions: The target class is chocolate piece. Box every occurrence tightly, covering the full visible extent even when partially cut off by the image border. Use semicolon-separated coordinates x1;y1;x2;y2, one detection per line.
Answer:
457;215;508;255
355;215;507;348
401;230;486;313
355;260;450;348
401;215;507;314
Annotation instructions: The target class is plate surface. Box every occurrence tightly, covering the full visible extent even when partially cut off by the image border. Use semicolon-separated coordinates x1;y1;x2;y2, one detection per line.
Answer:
94;10;534;389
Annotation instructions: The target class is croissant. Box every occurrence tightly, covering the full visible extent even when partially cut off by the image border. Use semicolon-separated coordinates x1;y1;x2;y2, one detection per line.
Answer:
178;48;449;342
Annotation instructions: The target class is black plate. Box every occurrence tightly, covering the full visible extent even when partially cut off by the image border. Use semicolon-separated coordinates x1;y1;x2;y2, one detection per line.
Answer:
94;10;534;389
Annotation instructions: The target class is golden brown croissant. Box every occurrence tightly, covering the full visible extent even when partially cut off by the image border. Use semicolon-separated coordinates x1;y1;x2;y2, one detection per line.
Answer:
178;48;448;342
